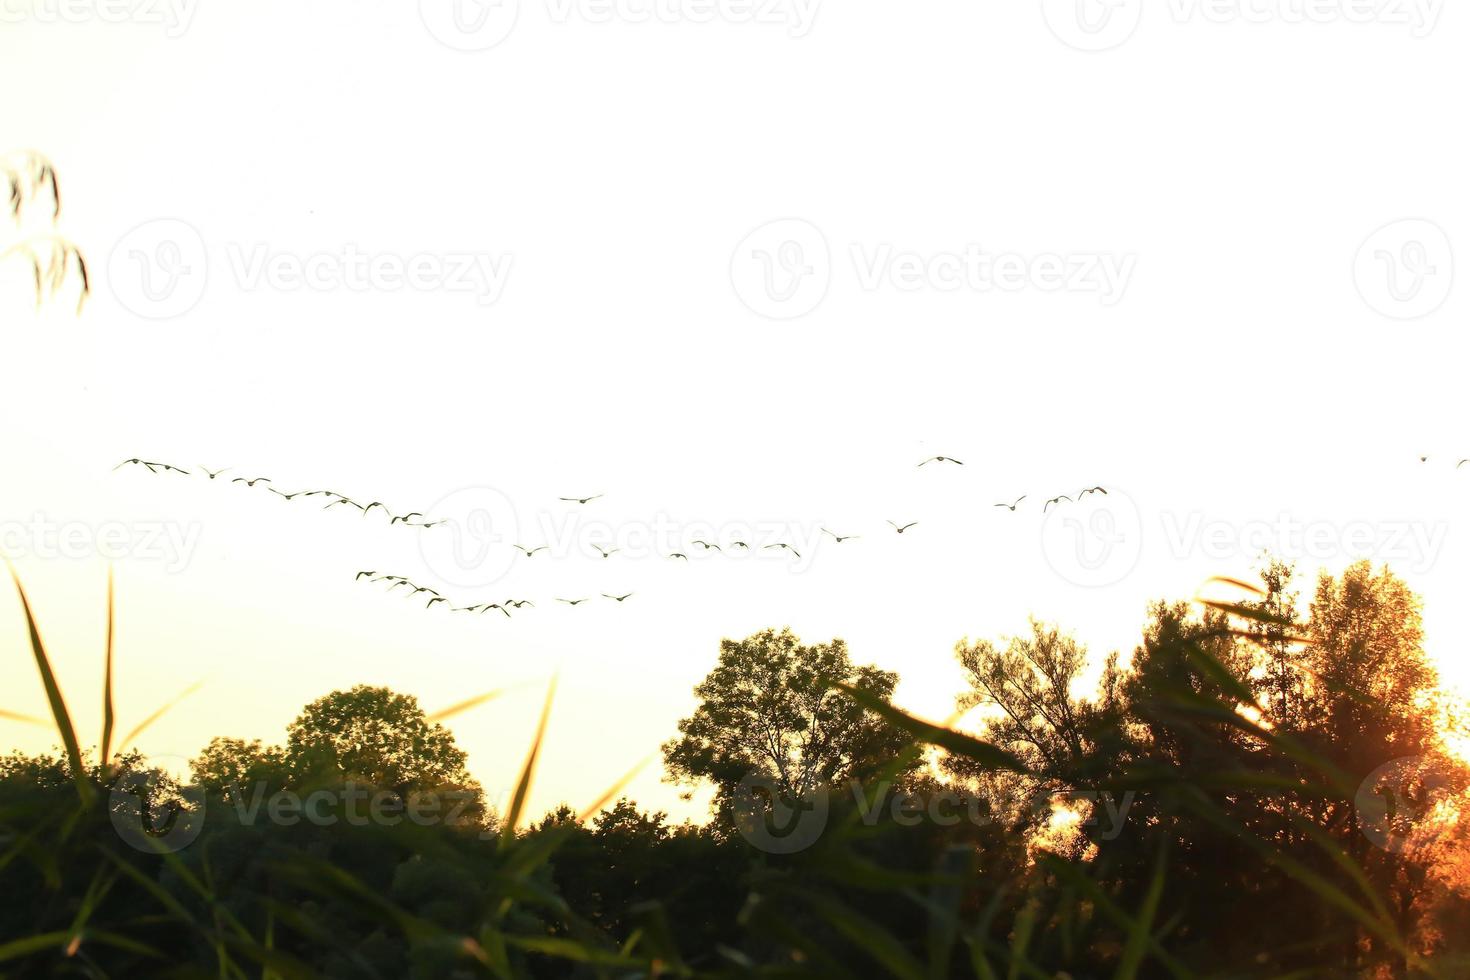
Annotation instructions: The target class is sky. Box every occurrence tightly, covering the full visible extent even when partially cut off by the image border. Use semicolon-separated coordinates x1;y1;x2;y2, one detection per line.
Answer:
1;0;1467;824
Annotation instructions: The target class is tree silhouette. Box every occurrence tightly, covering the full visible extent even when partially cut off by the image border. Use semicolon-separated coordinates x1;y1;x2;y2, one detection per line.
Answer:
663;627;913;821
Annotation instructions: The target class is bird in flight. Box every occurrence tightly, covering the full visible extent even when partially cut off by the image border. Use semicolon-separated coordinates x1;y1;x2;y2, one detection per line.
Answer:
425;596;448;609
557;597;590;606
408;586;441;598
692;540;722;552
355;570;376;581
1078;486;1108;498
918;456;964;467
603;593;634;603
360;502;390;518
764;543;801;559
730;541;751;550
821;528;859;543
385;579;413;592
994;496;1026;512
199;466;230;480
1044;495;1072;512
390;512;424;525
231;476;272;487
515;545;548;557
419;520;448;529
115;459;189;475
887;521;918;534
324;498;365;512
483;603;513;618
507;599;535;609
559;494;604;505
668;552;689;561
268;488;306;501
593;545;621;559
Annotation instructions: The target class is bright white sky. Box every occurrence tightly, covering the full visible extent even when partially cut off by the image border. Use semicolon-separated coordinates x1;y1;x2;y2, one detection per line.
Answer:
1;0;1467;824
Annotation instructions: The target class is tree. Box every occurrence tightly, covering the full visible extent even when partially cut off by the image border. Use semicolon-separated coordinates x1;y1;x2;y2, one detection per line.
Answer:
190;737;290;802
284;686;479;800
949;619;1125;795
663;628;912;819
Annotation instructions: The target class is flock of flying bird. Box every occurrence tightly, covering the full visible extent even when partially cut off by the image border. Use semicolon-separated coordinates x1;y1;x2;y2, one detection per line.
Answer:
113;454;1115;621
113;460;448;526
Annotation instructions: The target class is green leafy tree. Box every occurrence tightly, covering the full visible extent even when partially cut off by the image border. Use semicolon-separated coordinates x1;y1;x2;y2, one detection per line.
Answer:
663;627;913;819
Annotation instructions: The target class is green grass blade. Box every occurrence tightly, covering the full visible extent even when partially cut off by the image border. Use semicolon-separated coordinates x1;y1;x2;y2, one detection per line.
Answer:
501;675;556;845
101;566;116;770
7;564;92;805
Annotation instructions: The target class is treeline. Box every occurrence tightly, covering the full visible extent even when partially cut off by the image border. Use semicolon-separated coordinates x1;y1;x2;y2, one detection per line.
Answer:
1;559;1468;977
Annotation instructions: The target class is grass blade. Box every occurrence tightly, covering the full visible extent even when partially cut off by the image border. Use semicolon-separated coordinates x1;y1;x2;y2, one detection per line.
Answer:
501;675;556;844
101;567;116;769
7;564;92;805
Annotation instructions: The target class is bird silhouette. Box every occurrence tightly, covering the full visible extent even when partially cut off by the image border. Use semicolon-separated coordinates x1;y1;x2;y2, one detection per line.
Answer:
231;476;272;487
764;543;801;559
887;521;918;534
199;466;230;480
508;599;535;609
692;540;722;552
515;545;548;557
390;512;425;525
593;545;621;559
408;586;441;598
483;603;513;618
730;541;751;550
994;496;1026;512
425;596;448;609
268;488;306;500
1078;486;1108;498
385;580;413;592
114;459;189;475
355;570;376;581
559;494;604;505
1044;495;1072;512
418;520;448;529
324;498;365;512
668;553;689;561
918;456;964;467
557;597;590;606
360;502;389;518
603;593;634;602
821;528;859;543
